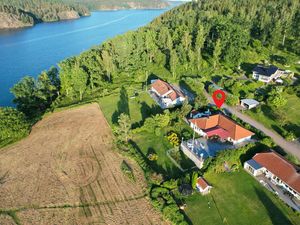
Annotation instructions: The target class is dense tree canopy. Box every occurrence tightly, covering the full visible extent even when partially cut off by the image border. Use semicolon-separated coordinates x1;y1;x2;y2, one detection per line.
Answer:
0;108;30;147
0;0;89;26
9;0;300;122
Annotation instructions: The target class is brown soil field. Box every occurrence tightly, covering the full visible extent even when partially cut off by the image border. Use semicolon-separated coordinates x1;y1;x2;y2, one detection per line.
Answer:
0;104;165;225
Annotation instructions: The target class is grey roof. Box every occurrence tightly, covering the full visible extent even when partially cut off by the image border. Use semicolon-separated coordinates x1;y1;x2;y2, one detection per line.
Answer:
253;65;279;77
246;159;262;170
241;99;259;106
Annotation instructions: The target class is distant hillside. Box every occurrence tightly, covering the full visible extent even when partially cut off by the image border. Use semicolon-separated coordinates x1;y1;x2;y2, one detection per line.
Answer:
0;0;90;29
0;0;169;29
67;0;169;10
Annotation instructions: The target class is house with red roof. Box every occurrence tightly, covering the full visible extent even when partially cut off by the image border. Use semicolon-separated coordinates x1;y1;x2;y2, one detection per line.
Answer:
188;114;254;145
150;79;186;109
196;177;212;195
244;152;300;200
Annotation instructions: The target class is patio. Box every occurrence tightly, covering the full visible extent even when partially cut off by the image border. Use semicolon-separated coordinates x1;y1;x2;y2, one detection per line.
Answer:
184;138;237;159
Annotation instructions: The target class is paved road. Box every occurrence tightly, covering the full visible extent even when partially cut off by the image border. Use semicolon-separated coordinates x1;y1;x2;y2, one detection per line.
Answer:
204;91;300;159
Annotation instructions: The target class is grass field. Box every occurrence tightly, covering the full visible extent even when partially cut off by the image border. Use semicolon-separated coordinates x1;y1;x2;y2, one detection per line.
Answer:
184;171;300;225
98;90;162;127
247;93;300;137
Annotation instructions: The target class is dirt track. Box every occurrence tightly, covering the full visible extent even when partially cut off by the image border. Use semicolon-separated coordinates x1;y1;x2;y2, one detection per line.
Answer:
0;104;164;225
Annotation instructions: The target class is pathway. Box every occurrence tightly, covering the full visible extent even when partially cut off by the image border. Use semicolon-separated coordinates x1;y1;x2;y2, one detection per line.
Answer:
203;91;300;159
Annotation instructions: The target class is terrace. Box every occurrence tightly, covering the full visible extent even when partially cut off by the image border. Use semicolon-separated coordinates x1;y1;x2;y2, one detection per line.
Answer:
180;138;238;169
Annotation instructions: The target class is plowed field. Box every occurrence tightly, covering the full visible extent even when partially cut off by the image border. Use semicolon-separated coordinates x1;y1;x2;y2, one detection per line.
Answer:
0;104;164;225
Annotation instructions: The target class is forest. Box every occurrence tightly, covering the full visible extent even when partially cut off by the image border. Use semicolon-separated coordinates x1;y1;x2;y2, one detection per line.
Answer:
65;0;169;10
0;0;90;27
2;0;300;145
0;0;168;28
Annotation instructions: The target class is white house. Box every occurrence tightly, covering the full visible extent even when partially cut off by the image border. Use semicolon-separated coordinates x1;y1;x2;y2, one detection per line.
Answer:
252;65;284;83
188;114;254;145
240;99;259;110
150;79;186;109
196;177;212;195
244;152;300;200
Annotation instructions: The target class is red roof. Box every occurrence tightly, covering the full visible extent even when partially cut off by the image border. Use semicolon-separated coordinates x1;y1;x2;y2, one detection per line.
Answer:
151;79;185;101
189;114;254;141
197;177;210;190
206;127;231;139
253;152;300;194
151;79;172;96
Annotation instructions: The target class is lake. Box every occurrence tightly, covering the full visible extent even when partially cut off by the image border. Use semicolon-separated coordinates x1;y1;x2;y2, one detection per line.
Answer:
0;6;177;106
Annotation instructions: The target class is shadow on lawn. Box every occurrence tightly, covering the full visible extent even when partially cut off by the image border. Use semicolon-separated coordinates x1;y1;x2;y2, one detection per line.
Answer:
112;86;130;123
255;187;293;225
129;140;182;179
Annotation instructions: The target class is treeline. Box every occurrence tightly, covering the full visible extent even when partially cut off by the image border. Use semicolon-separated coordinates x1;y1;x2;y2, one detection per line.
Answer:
65;0;169;10
6;0;300;145
0;67;60;147
50;0;299;102
0;0;89;26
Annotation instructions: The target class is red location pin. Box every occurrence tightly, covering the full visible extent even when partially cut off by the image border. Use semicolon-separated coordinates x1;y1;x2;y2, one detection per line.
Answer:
212;90;226;108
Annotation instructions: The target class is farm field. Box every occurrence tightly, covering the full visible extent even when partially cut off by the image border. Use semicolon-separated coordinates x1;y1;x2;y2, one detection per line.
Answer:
184;171;300;225
0;104;164;225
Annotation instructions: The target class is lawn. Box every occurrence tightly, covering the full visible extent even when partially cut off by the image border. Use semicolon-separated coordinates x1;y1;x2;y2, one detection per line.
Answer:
246;93;300;137
184;171;300;225
98;90;162;126
98;90;195;178
132;131;178;176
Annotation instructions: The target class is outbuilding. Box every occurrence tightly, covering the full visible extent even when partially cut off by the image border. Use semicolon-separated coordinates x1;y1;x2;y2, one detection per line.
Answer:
196;177;212;195
240;99;259;110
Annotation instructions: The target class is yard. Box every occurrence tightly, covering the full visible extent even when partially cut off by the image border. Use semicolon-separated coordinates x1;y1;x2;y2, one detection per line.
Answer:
98;91;195;178
98;90;162;126
246;93;300;137
183;171;300;225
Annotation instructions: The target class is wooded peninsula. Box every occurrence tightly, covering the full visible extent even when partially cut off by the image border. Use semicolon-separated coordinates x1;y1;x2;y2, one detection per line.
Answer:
0;0;169;29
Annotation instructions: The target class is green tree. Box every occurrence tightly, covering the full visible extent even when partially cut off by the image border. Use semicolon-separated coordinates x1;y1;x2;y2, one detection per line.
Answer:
170;50;179;79
195;24;205;70
179;100;192;118
213;39;222;68
191;171;198;189
116;113;132;143
72;62;88;101
10;76;37;116
0;107;30;146
267;94;287;108
101;50;114;82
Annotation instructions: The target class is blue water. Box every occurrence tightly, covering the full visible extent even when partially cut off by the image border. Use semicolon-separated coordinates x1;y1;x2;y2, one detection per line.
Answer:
0;6;176;106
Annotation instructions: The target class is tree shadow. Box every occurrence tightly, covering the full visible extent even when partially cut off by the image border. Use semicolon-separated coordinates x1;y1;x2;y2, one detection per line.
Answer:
271;125;285;136
254;187;293;225
147;147;156;155
270;54;287;65
284;123;300;137
112;86;129;123
179;80;196;103
141;102;153;122
211;75;223;84
240;62;257;76
239;143;266;165
261;105;277;121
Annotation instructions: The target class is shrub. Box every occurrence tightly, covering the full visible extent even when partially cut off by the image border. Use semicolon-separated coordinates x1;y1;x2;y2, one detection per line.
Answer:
120;160;135;181
167;132;180;147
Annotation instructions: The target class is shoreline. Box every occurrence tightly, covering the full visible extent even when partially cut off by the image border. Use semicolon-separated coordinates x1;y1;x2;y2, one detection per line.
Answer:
0;6;169;31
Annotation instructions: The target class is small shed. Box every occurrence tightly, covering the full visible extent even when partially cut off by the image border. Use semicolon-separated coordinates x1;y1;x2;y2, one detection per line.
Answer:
196;177;212;195
240;99;259;110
